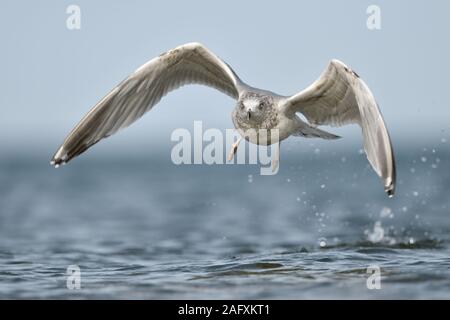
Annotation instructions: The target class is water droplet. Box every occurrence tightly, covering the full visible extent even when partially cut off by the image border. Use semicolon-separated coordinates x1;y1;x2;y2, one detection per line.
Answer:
409;237;415;245
286;178;291;183
420;156;427;163
413;191;419;197
247;175;253;183
341;156;347;163
441;138;447;143
320;184;326;189
358;149;364;155
402;206;408;212
318;237;327;248
380;207;392;218
296;197;301;202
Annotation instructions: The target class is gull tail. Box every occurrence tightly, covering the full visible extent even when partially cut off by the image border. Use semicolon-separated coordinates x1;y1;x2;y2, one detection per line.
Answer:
293;122;341;140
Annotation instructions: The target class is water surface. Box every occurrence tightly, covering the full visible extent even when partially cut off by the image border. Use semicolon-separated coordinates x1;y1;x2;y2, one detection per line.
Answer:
0;142;449;299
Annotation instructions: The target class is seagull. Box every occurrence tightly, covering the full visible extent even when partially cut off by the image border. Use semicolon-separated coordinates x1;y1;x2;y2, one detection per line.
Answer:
51;42;396;196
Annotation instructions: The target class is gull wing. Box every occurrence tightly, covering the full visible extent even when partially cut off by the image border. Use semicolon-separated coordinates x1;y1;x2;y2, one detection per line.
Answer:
52;42;243;166
282;59;396;196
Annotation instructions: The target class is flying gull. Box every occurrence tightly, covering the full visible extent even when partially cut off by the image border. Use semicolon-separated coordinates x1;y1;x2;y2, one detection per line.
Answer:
51;42;396;196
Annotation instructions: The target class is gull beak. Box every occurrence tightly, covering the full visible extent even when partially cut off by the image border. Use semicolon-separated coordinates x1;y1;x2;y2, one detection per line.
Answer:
247;110;251;120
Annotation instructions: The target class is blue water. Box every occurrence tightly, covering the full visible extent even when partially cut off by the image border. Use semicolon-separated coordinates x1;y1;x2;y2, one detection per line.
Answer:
0;141;449;299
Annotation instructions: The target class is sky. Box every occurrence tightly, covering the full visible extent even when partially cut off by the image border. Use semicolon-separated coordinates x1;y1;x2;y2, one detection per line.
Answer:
0;0;449;157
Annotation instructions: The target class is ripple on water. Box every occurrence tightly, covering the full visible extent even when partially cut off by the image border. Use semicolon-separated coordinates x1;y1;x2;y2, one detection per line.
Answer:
190;261;292;280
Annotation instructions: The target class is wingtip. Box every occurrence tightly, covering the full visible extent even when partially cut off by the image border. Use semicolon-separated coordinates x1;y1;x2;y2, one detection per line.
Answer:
50;148;68;168
384;154;396;198
50;158;64;168
50;159;57;168
385;182;395;198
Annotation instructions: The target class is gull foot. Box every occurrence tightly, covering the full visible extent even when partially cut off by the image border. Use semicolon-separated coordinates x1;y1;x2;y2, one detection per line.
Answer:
227;138;242;162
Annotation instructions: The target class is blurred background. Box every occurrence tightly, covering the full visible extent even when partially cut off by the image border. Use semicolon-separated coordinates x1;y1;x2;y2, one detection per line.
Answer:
0;0;449;299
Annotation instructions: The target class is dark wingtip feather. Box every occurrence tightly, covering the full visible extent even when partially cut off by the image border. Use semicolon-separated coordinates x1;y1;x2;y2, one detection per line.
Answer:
50;139;99;168
50;146;69;168
385;182;395;198
50;155;66;168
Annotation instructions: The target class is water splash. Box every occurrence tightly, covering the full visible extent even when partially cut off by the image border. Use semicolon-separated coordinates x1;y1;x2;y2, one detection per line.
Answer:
367;221;384;243
318;237;327;248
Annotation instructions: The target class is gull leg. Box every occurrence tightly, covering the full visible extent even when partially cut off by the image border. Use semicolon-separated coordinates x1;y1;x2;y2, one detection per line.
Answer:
228;137;242;162
272;142;280;173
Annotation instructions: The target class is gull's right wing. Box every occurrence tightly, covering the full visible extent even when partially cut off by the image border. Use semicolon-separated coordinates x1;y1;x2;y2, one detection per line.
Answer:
52;42;244;166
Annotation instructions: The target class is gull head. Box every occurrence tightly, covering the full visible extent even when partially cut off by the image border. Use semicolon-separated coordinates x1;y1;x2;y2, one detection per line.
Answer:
236;93;274;125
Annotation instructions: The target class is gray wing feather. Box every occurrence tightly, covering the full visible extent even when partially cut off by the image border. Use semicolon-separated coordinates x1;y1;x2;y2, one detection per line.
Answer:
283;59;396;196
52;42;243;166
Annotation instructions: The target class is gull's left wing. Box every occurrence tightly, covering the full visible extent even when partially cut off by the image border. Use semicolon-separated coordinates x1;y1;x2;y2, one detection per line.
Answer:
281;59;396;196
51;42;244;167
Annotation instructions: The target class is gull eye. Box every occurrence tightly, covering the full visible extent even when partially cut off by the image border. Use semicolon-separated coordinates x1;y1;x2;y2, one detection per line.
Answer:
258;102;264;110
